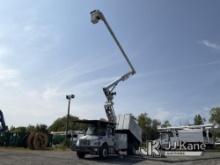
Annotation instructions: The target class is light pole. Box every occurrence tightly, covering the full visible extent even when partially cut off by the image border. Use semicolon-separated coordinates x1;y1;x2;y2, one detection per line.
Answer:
65;94;75;144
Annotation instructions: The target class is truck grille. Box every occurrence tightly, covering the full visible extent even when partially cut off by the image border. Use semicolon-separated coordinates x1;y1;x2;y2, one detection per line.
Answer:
79;139;90;146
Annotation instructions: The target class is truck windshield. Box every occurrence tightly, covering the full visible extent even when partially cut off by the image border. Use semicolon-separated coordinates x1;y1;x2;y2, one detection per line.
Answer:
86;126;106;136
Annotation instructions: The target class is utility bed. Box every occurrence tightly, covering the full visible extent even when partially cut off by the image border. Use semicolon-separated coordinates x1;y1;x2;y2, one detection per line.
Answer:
116;114;142;144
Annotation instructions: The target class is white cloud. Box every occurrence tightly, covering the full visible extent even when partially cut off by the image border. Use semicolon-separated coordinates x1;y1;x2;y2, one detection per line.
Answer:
47;53;118;89
23;23;60;51
149;107;195;126
42;87;64;100
0;67;20;88
74;77;117;91
0;67;18;80
152;108;171;122
199;40;220;50
0;46;10;59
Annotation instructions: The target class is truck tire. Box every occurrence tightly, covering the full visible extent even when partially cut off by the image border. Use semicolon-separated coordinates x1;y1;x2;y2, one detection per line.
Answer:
99;144;108;158
77;152;86;158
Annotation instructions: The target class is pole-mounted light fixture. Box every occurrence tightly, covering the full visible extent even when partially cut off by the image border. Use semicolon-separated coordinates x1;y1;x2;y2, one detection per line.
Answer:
65;94;75;144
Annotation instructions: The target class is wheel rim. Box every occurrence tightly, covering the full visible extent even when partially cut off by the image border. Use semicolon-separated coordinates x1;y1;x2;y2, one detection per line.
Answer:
103;148;107;157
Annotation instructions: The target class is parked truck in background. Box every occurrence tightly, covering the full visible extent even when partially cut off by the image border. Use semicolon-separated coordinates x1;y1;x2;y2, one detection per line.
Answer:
158;124;215;150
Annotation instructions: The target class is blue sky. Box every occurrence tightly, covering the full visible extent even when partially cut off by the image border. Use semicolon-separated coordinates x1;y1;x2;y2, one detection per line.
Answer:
0;0;220;127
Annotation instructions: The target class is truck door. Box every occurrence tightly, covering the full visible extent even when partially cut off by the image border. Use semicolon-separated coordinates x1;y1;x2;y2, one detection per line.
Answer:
106;127;114;148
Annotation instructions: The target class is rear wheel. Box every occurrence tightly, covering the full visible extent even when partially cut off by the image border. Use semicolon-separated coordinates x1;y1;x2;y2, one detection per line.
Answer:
77;152;86;158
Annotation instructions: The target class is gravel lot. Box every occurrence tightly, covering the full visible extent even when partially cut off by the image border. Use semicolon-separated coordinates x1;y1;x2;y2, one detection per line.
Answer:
0;148;219;165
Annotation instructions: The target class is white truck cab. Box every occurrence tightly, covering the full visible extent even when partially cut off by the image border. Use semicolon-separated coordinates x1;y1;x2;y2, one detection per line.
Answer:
74;120;127;158
74;115;141;158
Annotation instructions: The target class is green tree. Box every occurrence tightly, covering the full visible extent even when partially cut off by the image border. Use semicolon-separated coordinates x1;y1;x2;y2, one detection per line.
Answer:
9;124;49;133
26;125;36;132
11;126;27;133
49;115;86;132
138;113;152;141
151;119;160;140
194;114;205;125
100;118;107;121
137;113;160;141
209;107;220;125
9;125;15;132
35;124;48;133
152;119;161;129
161;120;171;128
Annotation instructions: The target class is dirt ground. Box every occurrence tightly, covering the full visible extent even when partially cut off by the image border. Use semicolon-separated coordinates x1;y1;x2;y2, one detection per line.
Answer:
0;148;219;165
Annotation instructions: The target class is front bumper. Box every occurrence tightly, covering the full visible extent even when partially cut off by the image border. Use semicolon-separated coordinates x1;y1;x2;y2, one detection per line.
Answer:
73;146;99;154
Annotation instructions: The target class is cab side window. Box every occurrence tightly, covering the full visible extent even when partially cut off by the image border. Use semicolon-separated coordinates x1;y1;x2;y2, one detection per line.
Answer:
107;127;113;136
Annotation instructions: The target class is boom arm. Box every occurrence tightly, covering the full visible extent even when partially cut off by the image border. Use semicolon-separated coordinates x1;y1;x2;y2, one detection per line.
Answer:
91;10;136;123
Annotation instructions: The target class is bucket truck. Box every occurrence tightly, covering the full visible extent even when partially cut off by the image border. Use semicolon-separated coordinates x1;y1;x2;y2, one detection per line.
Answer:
73;10;142;159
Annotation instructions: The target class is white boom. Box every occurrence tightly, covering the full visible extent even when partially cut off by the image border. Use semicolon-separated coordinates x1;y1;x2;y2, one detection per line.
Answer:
90;10;136;123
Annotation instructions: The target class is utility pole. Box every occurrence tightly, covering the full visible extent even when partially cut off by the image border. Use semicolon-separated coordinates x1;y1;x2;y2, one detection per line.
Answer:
65;94;75;144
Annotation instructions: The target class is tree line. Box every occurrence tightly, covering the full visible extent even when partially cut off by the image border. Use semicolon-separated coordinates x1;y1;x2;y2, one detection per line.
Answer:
10;107;220;141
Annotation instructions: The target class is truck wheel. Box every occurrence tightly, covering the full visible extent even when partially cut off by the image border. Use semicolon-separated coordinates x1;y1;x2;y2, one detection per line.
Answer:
77;152;86;158
99;144;108;158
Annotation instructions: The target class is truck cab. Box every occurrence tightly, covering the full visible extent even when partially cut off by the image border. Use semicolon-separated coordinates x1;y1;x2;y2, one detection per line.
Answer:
74;120;118;158
74;115;141;158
